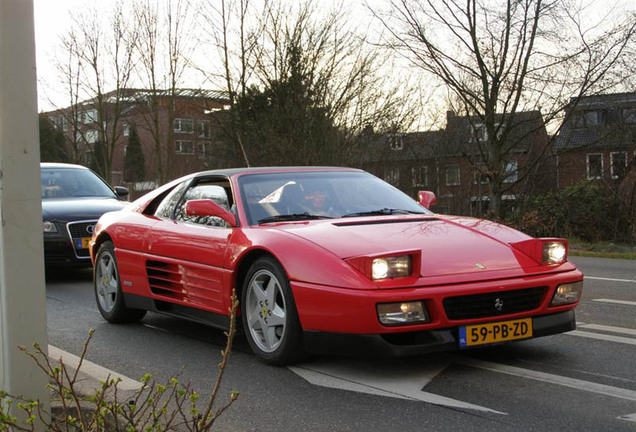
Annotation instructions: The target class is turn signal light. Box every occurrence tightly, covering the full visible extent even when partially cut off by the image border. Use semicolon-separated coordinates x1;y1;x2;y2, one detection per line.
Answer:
550;281;584;306
377;301;429;325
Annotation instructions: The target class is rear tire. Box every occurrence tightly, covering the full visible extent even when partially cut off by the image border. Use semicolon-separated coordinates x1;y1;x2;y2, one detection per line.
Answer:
242;256;305;365
94;241;146;323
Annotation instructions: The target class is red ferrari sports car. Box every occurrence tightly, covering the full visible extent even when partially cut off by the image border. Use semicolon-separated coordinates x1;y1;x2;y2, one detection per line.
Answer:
91;167;583;365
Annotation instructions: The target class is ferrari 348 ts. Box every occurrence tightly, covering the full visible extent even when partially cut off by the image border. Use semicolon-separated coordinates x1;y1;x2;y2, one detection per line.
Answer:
90;167;583;365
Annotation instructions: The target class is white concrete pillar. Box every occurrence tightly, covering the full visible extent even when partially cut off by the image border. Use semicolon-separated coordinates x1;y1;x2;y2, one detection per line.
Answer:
0;0;50;427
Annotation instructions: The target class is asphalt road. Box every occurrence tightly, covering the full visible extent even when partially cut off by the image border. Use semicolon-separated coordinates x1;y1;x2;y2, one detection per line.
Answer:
45;256;636;432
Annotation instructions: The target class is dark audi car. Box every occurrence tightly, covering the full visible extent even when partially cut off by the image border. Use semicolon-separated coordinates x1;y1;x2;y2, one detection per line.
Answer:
41;163;128;267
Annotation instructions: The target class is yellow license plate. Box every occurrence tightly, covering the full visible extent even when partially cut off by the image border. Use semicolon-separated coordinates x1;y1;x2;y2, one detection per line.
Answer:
76;237;91;249
459;318;532;347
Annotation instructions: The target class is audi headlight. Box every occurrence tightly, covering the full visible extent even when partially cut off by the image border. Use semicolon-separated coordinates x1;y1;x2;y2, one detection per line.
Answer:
372;255;411;280
43;221;57;233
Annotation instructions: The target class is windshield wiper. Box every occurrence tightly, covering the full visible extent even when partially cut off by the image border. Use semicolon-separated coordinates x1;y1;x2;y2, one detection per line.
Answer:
342;208;425;218
258;212;334;224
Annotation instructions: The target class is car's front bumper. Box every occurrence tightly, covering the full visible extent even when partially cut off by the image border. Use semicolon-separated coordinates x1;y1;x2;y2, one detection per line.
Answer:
302;309;575;357
44;232;92;266
291;268;583;357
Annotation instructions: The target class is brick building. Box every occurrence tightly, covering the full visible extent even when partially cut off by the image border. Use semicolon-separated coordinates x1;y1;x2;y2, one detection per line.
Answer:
45;88;231;190
555;92;636;236
555;92;636;188
362;110;553;216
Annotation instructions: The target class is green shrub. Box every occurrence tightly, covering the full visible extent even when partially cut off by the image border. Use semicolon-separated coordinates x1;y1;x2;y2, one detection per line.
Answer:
511;182;632;243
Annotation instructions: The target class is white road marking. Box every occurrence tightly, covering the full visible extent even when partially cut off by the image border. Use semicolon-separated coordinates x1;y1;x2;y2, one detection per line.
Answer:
593;299;636;307
585;276;636;283
48;345;143;391
566;330;636;346
578;323;636;336
618;413;636;423
455;357;636;402
289;357;507;414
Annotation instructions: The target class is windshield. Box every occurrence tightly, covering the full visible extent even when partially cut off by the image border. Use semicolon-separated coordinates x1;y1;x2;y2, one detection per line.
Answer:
238;170;430;225
41;168;117;199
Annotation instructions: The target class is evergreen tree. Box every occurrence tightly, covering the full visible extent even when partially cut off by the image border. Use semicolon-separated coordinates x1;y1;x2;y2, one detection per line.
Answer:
39;114;68;162
124;127;146;182
90;141;106;178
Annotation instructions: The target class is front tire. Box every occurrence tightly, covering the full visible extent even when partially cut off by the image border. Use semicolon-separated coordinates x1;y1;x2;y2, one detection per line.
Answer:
94;241;146;323
242;256;305;365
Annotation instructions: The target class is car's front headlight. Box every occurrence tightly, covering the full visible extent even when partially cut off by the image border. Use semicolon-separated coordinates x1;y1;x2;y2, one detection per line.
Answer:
543;241;567;265
510;238;569;266
372;255;412;280
43;221;58;233
346;251;419;281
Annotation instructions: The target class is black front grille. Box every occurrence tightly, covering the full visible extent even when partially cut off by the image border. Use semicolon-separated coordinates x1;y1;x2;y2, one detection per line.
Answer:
66;221;97;258
443;287;547;320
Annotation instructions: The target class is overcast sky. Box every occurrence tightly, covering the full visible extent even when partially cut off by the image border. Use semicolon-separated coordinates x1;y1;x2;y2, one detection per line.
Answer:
33;0;634;113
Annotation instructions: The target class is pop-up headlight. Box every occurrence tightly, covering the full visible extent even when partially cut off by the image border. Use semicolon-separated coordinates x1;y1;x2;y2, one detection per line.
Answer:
372;255;412;280
543;241;567;265
510;238;569;266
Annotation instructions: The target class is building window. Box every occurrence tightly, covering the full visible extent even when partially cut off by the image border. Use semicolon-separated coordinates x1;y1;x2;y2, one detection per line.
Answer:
198;121;211;138
445;164;460;186
175;140;194;155
574;110;602;128
62;116;69;131
503;160;518;183
85;130;98;144
473;164;489;185
471;123;501;143
174;118;194;134
385;168;400;186
610;152;627;179
411;166;428;187
198;141;212;157
123;123;130;137
586;153;603;179
623;108;636;125
84;150;93;165
85;109;98;124
388;134;403;151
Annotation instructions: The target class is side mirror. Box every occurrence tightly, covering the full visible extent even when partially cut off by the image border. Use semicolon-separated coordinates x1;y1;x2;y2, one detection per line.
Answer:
185;199;237;227
418;190;437;209
114;186;129;199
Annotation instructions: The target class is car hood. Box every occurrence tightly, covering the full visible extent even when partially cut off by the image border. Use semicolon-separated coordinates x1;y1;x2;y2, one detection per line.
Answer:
272;215;543;278
42;197;127;221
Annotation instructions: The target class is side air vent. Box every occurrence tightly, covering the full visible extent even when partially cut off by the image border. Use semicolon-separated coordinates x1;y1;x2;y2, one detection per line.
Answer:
146;260;185;300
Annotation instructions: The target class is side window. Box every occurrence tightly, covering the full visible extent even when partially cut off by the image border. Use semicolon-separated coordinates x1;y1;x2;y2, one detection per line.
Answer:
154;182;189;219
175;182;231;227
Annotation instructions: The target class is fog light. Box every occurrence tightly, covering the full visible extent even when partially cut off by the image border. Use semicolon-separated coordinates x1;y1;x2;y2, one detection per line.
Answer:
550;281;583;306
543;241;567;265
377;301;429;325
372;255;412;280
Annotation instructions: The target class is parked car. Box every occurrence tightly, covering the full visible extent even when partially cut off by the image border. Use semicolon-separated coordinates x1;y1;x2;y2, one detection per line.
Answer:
90;167;583;365
41;163;128;267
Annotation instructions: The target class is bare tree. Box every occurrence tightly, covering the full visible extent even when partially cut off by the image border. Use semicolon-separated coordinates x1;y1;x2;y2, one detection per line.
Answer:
375;0;636;217
52;4;137;183
192;0;421;167
133;0;195;184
